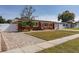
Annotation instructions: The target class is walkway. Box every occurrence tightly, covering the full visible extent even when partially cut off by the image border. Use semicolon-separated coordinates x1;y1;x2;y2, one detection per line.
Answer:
4;34;79;53
61;29;79;31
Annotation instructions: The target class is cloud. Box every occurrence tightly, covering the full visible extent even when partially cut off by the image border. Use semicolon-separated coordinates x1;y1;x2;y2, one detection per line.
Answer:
74;16;79;21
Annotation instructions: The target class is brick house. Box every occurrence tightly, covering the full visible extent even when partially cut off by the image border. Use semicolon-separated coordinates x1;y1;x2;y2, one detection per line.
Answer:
12;18;60;31
32;20;56;30
19;20;59;31
12;17;77;31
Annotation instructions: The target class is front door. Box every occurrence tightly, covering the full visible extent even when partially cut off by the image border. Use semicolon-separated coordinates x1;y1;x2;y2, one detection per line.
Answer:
52;23;54;29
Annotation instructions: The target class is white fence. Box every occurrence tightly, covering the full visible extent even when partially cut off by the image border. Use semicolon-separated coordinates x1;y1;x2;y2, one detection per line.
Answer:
0;24;18;32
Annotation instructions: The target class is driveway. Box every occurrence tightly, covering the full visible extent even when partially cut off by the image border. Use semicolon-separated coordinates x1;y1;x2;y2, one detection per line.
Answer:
4;34;79;53
2;32;45;51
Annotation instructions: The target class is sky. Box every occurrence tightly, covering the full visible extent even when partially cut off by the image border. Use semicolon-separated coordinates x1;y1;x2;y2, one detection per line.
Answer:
0;5;79;22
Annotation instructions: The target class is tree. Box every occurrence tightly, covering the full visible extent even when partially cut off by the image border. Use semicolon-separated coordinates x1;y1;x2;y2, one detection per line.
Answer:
20;5;36;30
0;16;6;23
6;20;12;23
58;10;75;22
21;5;35;21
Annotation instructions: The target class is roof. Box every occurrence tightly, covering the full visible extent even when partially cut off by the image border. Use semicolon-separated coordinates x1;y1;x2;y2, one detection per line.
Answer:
13;17;70;24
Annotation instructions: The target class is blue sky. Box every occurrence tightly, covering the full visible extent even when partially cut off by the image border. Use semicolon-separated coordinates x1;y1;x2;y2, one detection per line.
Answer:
0;5;79;22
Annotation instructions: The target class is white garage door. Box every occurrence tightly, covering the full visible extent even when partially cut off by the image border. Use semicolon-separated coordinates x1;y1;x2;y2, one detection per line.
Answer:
0;24;18;32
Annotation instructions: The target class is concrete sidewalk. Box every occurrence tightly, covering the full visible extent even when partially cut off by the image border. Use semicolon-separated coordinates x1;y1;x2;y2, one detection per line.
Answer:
0;33;1;52
4;34;79;53
61;29;79;32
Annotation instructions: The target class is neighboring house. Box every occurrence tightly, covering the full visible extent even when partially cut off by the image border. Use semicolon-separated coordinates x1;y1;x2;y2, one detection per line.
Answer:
58;22;77;29
74;22;79;28
58;22;72;29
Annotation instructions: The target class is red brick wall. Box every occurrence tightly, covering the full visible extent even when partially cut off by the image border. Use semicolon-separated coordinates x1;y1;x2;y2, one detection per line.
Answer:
18;21;56;31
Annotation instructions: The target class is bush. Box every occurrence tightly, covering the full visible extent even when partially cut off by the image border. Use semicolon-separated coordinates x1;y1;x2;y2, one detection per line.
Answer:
18;21;35;32
18;21;28;26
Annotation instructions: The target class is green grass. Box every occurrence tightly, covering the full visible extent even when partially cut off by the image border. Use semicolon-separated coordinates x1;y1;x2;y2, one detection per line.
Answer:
26;30;79;41
38;38;79;53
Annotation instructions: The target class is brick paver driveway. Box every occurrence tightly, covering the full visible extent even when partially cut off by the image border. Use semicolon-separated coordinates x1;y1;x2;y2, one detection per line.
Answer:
2;32;45;51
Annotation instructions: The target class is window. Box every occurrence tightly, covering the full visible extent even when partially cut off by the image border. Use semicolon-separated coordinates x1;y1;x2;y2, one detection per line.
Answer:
66;24;68;26
50;24;52;26
63;24;68;26
44;23;48;26
63;24;66;26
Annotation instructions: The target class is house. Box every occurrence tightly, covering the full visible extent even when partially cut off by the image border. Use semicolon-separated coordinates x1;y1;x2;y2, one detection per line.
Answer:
58;22;77;29
32;20;57;30
17;20;59;31
12;17;78;31
73;21;79;28
12;19;60;31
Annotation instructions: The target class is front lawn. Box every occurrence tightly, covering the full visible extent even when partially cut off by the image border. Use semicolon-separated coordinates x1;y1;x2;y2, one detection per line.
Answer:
38;38;79;53
26;30;79;41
